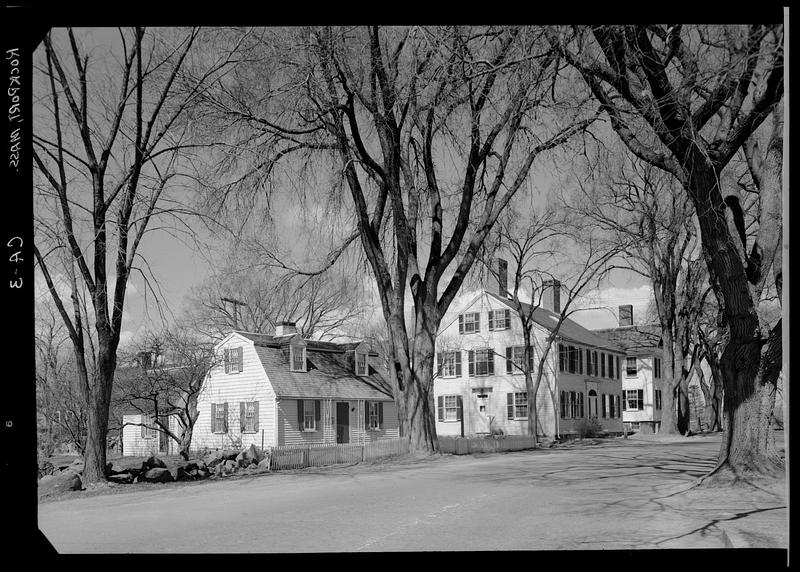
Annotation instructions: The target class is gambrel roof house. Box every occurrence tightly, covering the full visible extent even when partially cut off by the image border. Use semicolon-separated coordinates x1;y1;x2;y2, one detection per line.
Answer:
434;260;626;440
595;306;664;434
191;323;398;452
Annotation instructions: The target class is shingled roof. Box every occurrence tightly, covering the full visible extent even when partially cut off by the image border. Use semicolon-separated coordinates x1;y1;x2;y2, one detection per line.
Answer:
232;330;393;400
484;291;625;353
593;325;662;357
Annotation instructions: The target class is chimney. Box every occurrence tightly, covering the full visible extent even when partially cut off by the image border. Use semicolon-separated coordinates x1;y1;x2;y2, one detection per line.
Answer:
274;321;298;337
490;258;509;298
542;279;561;314
618;304;633;327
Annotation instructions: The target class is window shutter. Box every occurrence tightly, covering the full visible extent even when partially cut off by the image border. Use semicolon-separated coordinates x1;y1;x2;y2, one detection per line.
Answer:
488;310;494;331
254;401;259;432
315;400;321;425
378;402;384;428
475;314;480;332
578;349;583;374
608;394;613;418
455;352;462;377
297;399;304;430
458;315;464;334
616;356;621;379
437;353;443;375
488;350;494;375
223;349;230;373
507;393;514;420
579;392;584;418
559;391;565;418
438;396;444;421
236;347;244;372
240;402;246;432
506;347;513;374
456;395;463;421
211;403;217;433
222;403;229;433
468;350;475;377
364;401;370;428
638;389;644;410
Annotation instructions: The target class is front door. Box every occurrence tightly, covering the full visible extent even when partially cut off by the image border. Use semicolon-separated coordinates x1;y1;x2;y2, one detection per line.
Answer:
336;402;350;444
588;390;598;418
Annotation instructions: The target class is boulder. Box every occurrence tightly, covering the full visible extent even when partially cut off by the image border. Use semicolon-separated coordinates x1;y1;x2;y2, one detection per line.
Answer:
144;455;167;470
142;467;174;483
195;469;210;480
109;458;145;476
66;459;85;474
38;469;82;497
223;460;237;474
38;460;56;479
170;466;191;482
107;472;134;485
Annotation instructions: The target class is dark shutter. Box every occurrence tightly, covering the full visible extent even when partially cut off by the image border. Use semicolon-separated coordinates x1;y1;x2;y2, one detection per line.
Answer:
507;393;514;420
315;400;321;425
378;402;384;428
506;347;513;374
223;349;230;373
236;347;243;372
559;391;565;418
458;315;464;334
455;352;462;377
616;356;621;380
254;401;259;432
638;389;644;410
488;310;494;331
297;399;304;430
601;353;606;377
488;350;494;375
579;392;584;418
211;403;216;433
456;395;463;421
438;396;444;421
222;403;228;433
578;349;583;374
240;402;246;432
468;350;475;377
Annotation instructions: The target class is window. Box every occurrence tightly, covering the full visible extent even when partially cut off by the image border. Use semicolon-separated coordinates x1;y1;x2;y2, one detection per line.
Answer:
654;357;662;379
507;392;528;420
297;399;320;431
626;357;638;376
615;395;620;418
616;356;620;380
601;394;608;418
568;346;578;374
608;354;615;379
488;309;511;330
560;391;584;418
586;350;593;377
438;395;462;422
506;346;534;374
211;403;228;434
655;389;662;410
578;348;583;374
141;414;157;439
437;351;462;377
356;352;368;376
224;346;243;374
367;402;383;430
458;312;480;334
600;352;606;377
290;345;306;372
624;389;644;411
558;343;567;372
468;348;494;376
240;401;259;433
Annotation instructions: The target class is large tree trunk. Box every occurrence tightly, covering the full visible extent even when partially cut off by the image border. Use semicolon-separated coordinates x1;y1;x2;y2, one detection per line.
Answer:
658;328;680;434
675;341;691;435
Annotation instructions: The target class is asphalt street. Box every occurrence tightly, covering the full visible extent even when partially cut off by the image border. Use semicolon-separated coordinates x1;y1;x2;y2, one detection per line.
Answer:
37;434;788;553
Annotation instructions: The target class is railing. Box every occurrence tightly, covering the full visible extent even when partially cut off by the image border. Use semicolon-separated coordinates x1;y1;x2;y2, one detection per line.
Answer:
438;434;538;455
269;438;410;471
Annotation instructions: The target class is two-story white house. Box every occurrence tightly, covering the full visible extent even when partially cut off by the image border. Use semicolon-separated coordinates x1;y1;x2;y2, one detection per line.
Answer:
434;262;625;440
595;306;664;434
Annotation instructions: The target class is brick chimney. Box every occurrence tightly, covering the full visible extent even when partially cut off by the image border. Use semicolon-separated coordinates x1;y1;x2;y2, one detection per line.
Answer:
618;304;633;327
274;321;298;337
542;279;561;314
489;258;509;298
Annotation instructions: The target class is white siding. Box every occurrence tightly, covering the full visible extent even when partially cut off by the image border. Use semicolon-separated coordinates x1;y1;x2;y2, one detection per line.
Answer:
622;355;663;426
192;334;277;452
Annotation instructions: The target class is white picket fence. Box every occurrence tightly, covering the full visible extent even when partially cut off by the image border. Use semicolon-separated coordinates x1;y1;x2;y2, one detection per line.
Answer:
438;435;538;455
268;438;410;471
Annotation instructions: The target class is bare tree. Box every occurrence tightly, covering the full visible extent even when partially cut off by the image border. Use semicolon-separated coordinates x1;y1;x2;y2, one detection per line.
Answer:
192;26;599;453
115;328;217;460
33;27;243;482
551;24;784;479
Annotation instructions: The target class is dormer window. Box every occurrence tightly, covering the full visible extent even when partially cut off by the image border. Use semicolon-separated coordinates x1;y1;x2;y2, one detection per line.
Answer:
224;346;243;374
290;344;306;372
356;352;368;376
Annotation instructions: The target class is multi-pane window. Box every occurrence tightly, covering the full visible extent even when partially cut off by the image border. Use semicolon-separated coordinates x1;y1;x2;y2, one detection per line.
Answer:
211;402;228;434
568;346;577;374
240;401;258;433
624;389;644;411
507;392;528;420
356;352;368;376
224;346;243;374
600;352;606;377
367;401;383;430
655;390;662;410
626;357;638;376
459;312;480;334
559;391;584;419
654;357;662;379
437;351;462;377
290;345;306;372
488;309;511;330
468;348;494;376
304;400;316;431
438;395;461;422
558;343;567;372
141;414;157;439
506;346;534;374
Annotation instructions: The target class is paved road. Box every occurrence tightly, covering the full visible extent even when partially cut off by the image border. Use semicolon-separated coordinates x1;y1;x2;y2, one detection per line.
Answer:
38;434;787;552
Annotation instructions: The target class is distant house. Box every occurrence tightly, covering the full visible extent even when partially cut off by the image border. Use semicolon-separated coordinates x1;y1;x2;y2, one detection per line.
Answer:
433;260;625;440
122;409;181;457
190;323;398;452
594;306;664;434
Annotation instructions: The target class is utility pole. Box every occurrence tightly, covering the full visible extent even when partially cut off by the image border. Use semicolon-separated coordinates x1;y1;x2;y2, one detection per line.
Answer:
221;297;248;330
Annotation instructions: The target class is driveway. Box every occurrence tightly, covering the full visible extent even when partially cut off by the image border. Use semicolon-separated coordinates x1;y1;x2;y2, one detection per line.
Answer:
37;433;787;552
